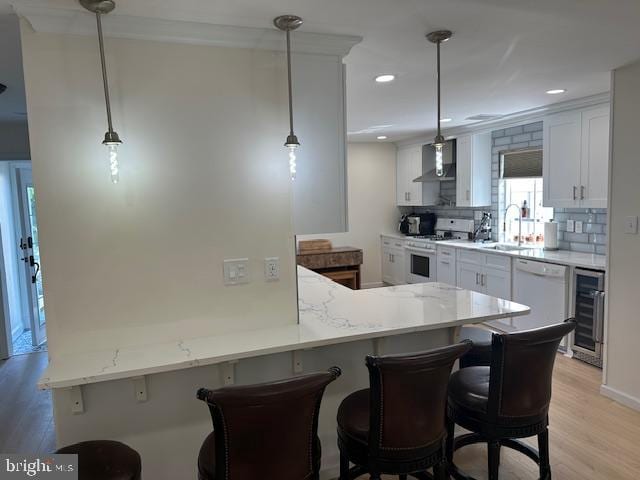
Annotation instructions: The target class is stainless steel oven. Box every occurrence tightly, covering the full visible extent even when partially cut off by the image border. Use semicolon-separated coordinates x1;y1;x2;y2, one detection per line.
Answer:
405;240;437;284
571;268;605;368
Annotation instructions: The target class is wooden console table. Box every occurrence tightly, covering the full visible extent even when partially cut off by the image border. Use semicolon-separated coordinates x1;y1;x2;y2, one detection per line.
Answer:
296;246;363;289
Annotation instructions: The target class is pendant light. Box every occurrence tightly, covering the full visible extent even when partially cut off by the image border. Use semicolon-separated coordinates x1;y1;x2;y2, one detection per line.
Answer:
274;15;303;181
80;0;122;184
427;30;452;177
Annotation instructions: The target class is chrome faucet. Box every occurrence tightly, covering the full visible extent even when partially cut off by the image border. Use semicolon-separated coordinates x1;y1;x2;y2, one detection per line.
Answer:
504;203;523;246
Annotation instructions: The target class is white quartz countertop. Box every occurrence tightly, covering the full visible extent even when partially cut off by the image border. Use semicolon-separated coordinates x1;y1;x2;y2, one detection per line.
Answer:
381;233;606;270
38;267;529;389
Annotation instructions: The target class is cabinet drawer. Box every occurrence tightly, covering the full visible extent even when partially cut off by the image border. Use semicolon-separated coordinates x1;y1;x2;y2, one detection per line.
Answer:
485;253;511;271
457;249;484;266
437;246;456;259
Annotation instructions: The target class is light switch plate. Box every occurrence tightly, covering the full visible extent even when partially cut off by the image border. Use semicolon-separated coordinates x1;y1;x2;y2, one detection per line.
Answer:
566;219;575;233
223;258;249;285
575;221;583;234
624;216;638;234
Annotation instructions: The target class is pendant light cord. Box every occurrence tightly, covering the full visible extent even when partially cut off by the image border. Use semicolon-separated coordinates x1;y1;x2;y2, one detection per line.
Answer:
286;28;295;137
96;12;114;135
436;39;441;139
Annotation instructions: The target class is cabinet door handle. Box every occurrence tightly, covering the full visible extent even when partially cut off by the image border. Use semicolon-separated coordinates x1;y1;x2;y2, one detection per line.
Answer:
475;273;480;285
390;254;394;263
481;274;486;286
441;260;450;265
580;185;585;200
573;186;577;200
466;190;470;201
442;251;451;256
407;192;411;202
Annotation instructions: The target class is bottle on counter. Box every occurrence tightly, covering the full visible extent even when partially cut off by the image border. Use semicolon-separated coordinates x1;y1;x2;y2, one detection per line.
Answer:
521;200;529;218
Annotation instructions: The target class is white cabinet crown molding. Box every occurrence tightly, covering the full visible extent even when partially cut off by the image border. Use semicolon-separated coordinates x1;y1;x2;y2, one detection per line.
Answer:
14;4;362;58
395;92;611;149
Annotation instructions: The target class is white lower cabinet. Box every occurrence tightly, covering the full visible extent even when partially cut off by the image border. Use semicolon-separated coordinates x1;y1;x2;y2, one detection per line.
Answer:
381;236;406;285
456;250;512;300
436;246;457;286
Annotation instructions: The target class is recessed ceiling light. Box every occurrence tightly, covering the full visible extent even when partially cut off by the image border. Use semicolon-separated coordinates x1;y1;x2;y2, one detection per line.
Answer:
546;89;566;95
375;74;396;83
377;135;388;140
440;118;452;123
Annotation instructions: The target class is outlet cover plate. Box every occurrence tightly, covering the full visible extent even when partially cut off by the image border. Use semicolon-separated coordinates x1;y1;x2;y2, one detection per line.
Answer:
566;219;575;233
575;221;583;234
264;257;280;281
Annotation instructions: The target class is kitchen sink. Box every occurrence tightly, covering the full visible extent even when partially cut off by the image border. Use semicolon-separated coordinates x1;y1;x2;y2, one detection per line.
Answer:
481;244;532;252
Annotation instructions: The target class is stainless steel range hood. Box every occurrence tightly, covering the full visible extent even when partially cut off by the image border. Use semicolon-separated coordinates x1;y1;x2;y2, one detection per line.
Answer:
413;139;457;182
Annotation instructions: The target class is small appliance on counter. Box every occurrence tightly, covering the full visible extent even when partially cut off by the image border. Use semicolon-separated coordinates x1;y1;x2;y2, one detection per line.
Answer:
399;212;437;236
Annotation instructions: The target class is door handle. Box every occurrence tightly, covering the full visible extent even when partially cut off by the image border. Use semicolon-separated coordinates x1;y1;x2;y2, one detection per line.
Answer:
580;185;585;200
31;261;40;284
573;186;577;200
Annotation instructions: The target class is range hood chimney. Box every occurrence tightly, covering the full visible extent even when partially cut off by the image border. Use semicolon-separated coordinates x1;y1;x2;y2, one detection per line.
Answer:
413;139;457;182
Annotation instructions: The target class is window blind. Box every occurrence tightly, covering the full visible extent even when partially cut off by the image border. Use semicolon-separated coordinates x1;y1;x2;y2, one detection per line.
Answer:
500;149;543;178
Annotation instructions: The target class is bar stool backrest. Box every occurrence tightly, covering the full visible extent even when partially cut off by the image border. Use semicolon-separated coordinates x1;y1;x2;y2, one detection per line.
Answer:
365;342;472;457
197;367;341;480
487;321;576;423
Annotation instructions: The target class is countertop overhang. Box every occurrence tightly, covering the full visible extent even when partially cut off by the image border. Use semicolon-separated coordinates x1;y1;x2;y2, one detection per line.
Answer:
38;267;529;389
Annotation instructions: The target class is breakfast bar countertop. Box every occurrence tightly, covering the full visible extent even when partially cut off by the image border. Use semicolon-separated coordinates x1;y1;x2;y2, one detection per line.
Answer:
37;267;529;389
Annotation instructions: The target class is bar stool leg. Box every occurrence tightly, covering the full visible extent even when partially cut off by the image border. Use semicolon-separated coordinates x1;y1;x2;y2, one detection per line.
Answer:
339;451;350;480
434;460;448;480
446;417;455;463
488;441;501;480
538;428;551;480
399;475;408;480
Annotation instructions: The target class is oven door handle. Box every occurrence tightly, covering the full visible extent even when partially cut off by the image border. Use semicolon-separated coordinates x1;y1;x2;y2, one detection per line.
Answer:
405;247;436;255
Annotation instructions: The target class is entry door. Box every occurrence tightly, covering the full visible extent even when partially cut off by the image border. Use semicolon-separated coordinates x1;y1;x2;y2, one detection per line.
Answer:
16;169;46;346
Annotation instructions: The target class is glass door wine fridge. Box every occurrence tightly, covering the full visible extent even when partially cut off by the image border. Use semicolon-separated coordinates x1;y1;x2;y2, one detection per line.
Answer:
571;269;605;368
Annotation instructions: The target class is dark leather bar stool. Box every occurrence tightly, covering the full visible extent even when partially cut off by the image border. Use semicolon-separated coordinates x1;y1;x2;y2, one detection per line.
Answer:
55;440;141;480
459;326;493;368
337;342;472;480
446;321;576;480
196;367;341;480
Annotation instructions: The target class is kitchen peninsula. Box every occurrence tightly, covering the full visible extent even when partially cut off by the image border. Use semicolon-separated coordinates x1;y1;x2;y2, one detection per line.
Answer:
38;268;529;478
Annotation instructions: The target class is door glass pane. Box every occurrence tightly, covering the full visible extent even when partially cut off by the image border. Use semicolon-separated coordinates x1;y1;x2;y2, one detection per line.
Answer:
26;186;45;327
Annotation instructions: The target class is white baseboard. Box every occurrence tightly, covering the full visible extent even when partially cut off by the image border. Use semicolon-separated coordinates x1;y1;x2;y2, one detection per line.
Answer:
362;281;385;289
600;384;640;412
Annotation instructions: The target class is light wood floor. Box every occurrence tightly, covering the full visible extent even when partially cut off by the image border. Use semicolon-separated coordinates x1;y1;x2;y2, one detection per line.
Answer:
375;355;640;480
1;353;640;478
0;352;54;454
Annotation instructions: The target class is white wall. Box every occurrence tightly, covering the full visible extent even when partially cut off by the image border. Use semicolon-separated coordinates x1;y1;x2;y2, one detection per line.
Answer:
0;162;25;341
20;21;299;356
602;59;640;410
298;142;397;287
0;122;30;160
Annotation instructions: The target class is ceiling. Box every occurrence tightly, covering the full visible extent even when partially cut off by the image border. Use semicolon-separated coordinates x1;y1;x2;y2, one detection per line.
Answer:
2;0;640;139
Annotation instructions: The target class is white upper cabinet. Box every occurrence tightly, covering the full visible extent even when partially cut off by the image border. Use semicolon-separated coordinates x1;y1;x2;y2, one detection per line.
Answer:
396;145;439;206
543;105;610;208
456;132;492;207
396;145;422;206
580;106;610;208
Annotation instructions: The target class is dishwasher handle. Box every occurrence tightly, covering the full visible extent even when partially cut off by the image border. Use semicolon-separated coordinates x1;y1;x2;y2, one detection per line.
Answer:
514;259;566;278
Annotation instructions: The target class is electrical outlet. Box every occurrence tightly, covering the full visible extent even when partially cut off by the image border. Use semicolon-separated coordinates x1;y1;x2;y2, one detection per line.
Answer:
624;216;638;234
223;258;249;286
566;220;575;233
575;221;583;234
264;257;280;281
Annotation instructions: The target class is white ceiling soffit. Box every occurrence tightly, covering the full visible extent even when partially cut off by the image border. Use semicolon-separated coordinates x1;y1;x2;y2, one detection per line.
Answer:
14;4;362;57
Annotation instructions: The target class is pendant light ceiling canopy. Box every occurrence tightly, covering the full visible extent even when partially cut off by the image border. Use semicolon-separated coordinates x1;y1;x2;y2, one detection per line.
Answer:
427;29;452;177
274;14;303;180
